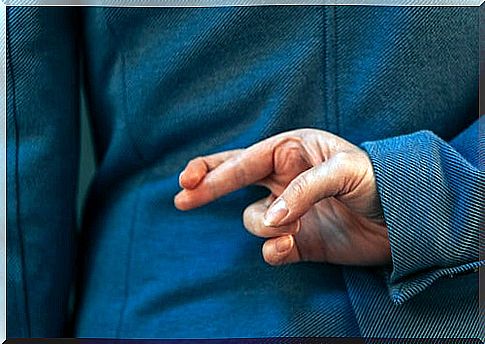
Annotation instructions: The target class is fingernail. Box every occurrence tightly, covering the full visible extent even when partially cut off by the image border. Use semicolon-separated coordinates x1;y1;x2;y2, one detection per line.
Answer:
275;236;292;253
264;198;288;226
178;171;185;185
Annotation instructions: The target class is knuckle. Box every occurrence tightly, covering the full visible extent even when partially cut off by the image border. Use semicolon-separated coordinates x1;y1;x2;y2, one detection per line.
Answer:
205;176;219;200
295;128;313;137
333;151;351;165
232;157;248;185
332;151;355;175
290;176;308;199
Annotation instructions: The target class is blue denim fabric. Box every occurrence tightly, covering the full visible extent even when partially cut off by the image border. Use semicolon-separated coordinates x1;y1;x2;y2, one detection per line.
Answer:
361;121;484;304
7;5;482;339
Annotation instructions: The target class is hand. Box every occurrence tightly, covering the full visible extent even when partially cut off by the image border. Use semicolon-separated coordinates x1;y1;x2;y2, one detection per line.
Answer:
174;129;390;266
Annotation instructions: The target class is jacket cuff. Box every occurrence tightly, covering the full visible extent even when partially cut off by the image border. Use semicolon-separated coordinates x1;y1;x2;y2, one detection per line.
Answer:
360;130;483;304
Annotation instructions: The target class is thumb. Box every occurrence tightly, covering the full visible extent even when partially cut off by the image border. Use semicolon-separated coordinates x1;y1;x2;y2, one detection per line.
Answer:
263;154;352;227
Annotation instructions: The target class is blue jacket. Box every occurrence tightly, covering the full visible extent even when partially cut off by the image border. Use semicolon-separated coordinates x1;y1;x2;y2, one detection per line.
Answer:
6;5;484;339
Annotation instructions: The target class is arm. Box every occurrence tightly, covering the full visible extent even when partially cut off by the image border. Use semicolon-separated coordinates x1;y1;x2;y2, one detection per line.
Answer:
361;118;484;304
175;120;483;304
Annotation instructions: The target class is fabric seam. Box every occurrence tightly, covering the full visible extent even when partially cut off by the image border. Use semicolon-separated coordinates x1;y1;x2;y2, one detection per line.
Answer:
7;16;32;337
332;7;340;135
115;173;146;338
104;18;148;164
322;7;328;130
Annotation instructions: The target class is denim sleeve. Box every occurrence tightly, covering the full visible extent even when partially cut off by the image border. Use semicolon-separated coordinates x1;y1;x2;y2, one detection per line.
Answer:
7;8;79;337
360;118;484;304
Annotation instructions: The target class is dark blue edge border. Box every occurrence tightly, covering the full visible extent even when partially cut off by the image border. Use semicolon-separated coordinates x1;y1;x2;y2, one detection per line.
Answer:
3;338;485;343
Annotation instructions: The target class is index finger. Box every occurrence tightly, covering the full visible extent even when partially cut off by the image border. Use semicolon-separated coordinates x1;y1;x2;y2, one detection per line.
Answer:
179;149;243;190
174;138;279;210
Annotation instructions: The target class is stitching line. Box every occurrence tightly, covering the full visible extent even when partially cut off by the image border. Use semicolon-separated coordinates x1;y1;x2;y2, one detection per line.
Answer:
332;7;340;135
7;12;32;337
115;173;146;337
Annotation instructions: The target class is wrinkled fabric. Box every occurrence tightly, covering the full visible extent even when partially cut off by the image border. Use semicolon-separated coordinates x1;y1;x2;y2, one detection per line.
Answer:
6;6;482;339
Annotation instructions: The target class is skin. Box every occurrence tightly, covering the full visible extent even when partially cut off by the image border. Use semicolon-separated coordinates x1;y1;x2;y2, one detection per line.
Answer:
174;129;391;267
